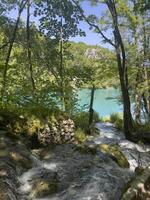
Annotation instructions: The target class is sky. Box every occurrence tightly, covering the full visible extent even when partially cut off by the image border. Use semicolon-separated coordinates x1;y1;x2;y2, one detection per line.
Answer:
8;1;112;49
70;1;107;46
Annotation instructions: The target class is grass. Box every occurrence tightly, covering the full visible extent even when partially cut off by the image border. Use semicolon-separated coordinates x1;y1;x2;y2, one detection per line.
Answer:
73;111;100;133
74;128;87;143
99;112;123;131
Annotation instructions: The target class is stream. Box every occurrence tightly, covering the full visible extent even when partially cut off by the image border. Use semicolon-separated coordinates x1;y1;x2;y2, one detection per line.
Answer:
18;123;150;200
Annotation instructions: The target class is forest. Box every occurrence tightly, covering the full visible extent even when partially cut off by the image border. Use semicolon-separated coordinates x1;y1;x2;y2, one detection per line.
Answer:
0;0;150;200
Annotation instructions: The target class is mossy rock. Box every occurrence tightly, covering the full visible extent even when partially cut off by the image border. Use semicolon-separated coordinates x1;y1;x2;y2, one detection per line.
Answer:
99;144;130;168
32;180;57;198
32;179;58;198
74;129;87;143
9;151;32;170
121;166;150;200
75;144;97;155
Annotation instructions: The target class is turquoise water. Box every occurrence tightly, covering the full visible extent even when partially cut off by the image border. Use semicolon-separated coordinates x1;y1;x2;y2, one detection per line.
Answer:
77;88;123;117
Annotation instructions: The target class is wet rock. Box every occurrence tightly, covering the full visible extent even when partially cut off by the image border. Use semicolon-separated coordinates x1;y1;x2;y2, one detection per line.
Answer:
31;170;58;198
0;132;33;200
19;144;132;200
95;123;150;171
121;165;150;200
99;144;130;168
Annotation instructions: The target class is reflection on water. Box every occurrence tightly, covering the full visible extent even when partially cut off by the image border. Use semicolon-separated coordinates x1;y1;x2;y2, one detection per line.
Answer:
78;88;122;117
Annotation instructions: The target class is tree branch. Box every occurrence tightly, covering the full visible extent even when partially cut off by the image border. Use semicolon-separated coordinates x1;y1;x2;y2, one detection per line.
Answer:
0;41;10;50
72;0;116;47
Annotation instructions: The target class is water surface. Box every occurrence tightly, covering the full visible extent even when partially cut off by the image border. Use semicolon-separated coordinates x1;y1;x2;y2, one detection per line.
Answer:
78;88;122;117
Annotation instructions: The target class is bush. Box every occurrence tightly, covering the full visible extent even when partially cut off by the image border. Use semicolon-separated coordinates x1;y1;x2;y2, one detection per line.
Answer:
74;128;87;143
73;111;100;133
108;112;123;130
101;116;111;122
134;122;150;133
110;112;123;123
0;104;67;140
114;118;123;130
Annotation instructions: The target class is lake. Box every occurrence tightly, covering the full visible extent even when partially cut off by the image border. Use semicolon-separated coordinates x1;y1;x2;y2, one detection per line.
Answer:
78;88;123;117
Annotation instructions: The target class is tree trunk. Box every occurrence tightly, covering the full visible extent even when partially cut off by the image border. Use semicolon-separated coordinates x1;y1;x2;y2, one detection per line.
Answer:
60;16;65;110
1;0;28;101
142;93;149;115
116;50;133;139
72;0;133;138
26;0;36;102
135;93;142;124
88;85;95;134
109;0;133;139
134;69;142;124
142;17;150;119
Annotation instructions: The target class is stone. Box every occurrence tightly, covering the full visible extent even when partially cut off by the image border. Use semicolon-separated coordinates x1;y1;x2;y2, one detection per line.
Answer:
38;118;75;145
121;166;150;200
31;170;58;198
99;144;130;168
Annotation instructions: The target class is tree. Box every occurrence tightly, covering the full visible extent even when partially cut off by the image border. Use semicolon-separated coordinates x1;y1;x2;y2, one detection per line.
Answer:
73;0;133;139
26;0;37;102
1;0;28;101
34;0;85;110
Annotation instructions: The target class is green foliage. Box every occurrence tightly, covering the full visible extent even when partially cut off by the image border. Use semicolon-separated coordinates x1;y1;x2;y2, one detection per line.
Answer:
110;112;123;131
99;113;123;130
68;42;118;88
114;118;123;131
0;0;149;139
110;112;123;123
34;0;85;39
74;128;87;143
134;122;150;133
73;111;100;133
0;104;66;137
99;144;130;168
101;116;111;123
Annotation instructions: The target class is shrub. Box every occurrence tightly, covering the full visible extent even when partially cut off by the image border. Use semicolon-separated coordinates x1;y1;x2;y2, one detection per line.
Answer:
134;122;150;133
110;112;123;123
102;116;111;122
114;118;123;130
74;128;87;143
109;112;123;130
73;111;100;133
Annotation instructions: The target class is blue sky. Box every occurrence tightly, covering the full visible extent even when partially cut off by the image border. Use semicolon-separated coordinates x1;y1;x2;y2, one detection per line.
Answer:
8;1;112;48
71;1;106;46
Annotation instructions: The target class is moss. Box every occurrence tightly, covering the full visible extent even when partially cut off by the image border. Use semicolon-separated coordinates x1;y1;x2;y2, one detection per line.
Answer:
32;179;58;198
99;144;129;168
74;128;87;143
9;151;32;169
121;166;150;200
0;150;9;157
26;117;42;136
75;144;97;155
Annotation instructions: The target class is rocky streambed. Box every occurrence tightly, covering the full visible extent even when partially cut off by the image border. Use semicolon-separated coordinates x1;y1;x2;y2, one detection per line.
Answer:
1;123;150;200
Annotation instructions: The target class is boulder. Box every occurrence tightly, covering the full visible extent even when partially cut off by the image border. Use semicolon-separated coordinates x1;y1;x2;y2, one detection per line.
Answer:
121;165;150;199
31;170;58;198
38;118;75;145
99;144;130;168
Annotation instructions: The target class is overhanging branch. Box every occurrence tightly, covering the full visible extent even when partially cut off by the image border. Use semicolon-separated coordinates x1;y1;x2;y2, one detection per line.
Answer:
72;0;116;47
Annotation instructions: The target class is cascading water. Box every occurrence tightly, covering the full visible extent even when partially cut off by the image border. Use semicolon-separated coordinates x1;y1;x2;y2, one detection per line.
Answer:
18;123;150;200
